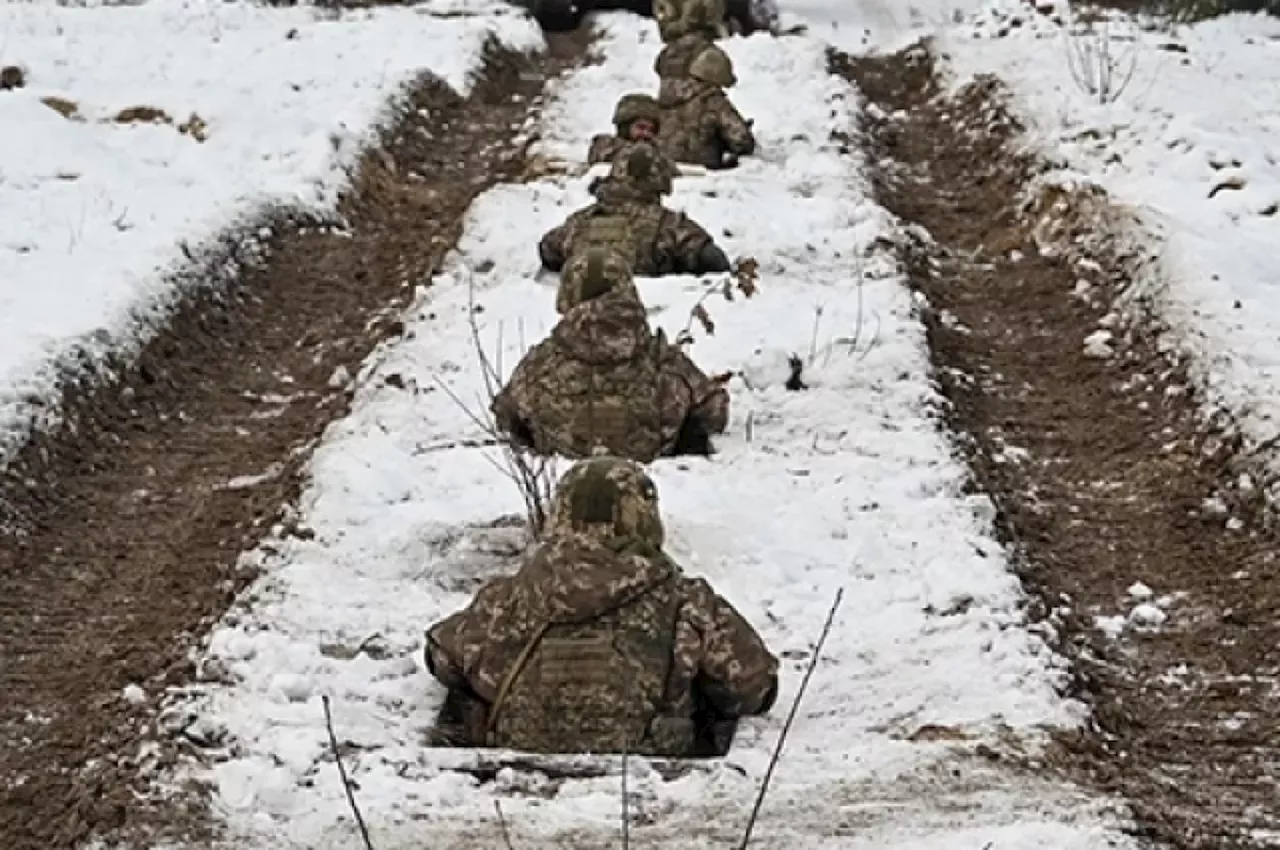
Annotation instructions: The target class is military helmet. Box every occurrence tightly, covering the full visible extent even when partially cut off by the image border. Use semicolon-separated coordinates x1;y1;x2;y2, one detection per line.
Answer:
689;44;737;88
613;93;662;135
557;245;636;312
609;144;672;200
547;455;664;546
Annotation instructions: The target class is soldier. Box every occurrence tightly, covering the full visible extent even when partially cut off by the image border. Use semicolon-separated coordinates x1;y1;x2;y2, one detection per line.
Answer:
495;246;729;462
424;454;779;755
587;94;671;169
658;43;756;170
654;0;724;98
538;145;730;276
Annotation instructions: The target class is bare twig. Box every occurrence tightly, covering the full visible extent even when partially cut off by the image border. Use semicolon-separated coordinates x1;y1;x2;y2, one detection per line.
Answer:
321;696;375;850
736;588;845;850
807;305;824;365
494;800;515;850
1062;2;1140;105
621;746;631;850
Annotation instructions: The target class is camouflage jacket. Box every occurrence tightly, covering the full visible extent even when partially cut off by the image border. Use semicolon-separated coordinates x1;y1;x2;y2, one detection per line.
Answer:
658;79;756;170
654;32;715;80
586;136;681;191
425;532;778;755
658;335;730;442
490;290;728;461
538;181;717;277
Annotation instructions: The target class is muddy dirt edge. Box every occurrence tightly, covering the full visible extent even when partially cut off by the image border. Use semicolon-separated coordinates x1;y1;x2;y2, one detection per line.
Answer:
2;32;592;850
835;36;1280;847
0;31;541;496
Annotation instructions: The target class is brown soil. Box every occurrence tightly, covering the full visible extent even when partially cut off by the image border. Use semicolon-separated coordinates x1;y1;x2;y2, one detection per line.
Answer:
0;30;594;850
832;42;1280;850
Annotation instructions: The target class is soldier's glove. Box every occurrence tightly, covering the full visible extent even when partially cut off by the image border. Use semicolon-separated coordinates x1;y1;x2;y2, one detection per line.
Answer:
722;152;740;169
697;243;732;273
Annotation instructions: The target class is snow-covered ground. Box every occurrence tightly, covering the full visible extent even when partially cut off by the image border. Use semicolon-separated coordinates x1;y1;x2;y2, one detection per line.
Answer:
781;0;989;51
0;0;539;461
170;13;1137;850
936;1;1280;484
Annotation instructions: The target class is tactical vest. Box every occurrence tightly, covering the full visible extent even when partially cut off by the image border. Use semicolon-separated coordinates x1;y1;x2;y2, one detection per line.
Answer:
568;212;637;269
534;330;666;463
486;578;691;756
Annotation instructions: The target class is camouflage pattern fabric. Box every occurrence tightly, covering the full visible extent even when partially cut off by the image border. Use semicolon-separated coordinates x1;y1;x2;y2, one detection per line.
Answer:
492;293;729;460
658;79;756;169
585;138;681;196
424;457;779;755
587;134;627;166
555;245;641;315
654;32;714;80
657;334;730;441
538;180;717;276
656;0;725;42
491;288;668;463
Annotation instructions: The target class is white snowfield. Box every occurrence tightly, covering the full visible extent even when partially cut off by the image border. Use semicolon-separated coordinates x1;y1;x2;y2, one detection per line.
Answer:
0;0;540;461
940;0;1280;483
172;13;1138;850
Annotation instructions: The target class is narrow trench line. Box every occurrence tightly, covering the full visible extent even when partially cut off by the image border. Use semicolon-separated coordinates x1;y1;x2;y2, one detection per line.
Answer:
832;41;1280;850
0;31;594;850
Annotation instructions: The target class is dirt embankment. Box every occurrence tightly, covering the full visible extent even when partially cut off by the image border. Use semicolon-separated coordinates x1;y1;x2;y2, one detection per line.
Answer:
833;42;1279;850
0;29;594;850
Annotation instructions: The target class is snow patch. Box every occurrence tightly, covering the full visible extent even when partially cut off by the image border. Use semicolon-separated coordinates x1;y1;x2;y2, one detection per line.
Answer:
0;0;541;463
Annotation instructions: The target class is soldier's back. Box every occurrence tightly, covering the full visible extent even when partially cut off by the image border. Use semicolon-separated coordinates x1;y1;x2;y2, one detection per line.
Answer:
490;574;686;755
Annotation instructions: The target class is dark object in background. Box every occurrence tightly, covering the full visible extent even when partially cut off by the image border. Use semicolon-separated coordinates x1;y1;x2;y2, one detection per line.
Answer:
0;65;26;91
514;0;772;35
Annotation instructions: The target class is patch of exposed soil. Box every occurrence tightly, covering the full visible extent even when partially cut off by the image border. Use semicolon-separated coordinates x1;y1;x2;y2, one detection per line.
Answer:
833;42;1280;850
0;31;594;850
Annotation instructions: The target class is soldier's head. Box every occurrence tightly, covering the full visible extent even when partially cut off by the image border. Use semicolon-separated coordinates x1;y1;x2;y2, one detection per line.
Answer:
557;245;636;313
613;93;661;142
608;145;671;202
548;454;665;546
689;44;737;89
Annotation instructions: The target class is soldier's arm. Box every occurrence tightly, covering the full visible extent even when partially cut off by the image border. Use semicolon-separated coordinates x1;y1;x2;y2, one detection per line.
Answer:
714;96;757;158
664;212;727;275
424;577;515;697
681;577;780;716
538;223;569;272
663;346;729;435
587;135;620;166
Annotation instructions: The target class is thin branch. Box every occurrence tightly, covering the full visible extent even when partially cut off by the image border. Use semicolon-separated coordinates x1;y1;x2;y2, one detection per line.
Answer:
494;800;515;850
321;695;376;850
620;745;631;850
736;588;845;850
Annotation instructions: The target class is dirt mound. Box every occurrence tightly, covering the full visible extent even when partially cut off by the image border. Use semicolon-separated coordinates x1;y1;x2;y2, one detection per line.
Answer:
834;42;1280;850
0;32;592;850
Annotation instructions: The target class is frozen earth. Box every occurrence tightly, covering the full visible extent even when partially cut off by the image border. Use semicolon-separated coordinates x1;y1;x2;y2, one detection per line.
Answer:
169;13;1138;850
941;0;1280;487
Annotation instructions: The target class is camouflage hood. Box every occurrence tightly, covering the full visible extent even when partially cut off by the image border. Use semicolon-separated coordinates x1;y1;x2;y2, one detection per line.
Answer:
551;288;652;366
658;78;716;109
515;534;677;624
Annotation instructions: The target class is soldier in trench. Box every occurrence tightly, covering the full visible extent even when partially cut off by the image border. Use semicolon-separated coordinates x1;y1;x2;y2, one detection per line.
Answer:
424;454;779;755
538;145;731;276
494;245;730;463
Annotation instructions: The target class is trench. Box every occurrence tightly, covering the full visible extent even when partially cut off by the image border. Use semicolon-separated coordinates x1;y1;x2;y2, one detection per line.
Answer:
0;29;594;850
833;41;1280;850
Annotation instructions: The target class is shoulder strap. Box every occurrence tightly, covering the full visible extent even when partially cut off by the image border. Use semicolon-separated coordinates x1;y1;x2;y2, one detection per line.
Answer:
485;621;552;742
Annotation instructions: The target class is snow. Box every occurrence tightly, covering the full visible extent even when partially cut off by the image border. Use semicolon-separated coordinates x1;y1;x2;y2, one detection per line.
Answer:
781;0;991;52
171;13;1137;849
937;1;1280;487
0;0;541;462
